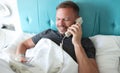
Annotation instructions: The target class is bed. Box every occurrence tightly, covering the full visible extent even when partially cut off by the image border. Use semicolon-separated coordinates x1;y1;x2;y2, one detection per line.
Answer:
0;0;120;73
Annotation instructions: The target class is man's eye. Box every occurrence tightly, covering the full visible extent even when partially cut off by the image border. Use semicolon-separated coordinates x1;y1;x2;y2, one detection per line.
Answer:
64;18;69;21
56;18;60;21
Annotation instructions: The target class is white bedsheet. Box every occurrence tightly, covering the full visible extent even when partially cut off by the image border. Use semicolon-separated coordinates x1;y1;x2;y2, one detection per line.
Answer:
0;59;15;73
0;38;78;73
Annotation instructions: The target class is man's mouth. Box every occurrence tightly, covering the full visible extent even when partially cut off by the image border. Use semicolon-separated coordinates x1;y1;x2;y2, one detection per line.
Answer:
58;27;67;34
59;27;67;31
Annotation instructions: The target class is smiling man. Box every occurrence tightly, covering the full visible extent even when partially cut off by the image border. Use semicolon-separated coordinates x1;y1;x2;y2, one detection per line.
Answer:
16;1;99;73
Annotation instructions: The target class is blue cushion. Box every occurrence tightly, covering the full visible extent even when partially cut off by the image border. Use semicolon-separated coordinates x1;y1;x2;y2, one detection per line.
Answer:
17;0;120;37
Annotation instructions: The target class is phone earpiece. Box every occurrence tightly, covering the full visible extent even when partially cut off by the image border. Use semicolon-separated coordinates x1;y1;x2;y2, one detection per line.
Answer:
75;17;83;25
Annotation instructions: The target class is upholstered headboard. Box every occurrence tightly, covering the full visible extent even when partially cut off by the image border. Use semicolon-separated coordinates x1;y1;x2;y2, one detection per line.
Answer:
17;0;120;37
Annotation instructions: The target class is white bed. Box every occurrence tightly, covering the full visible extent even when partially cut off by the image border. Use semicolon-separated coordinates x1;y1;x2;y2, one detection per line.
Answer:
0;29;120;73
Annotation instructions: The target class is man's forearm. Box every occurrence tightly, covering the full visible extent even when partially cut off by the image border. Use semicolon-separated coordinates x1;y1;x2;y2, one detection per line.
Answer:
74;44;99;73
16;43;27;55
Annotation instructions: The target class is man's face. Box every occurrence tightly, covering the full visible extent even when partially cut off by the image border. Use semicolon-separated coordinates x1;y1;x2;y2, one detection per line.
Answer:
56;8;78;34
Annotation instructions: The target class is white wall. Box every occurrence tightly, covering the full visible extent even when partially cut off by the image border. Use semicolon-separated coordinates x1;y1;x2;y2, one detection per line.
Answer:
0;0;22;32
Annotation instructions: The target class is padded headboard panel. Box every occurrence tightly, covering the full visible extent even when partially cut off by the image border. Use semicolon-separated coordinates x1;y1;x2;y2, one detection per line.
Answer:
17;0;120;37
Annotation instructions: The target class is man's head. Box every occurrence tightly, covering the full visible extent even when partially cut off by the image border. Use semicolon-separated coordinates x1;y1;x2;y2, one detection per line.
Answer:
56;1;79;34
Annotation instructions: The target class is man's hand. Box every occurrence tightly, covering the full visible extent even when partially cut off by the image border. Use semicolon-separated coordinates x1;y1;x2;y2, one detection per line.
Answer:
67;23;82;45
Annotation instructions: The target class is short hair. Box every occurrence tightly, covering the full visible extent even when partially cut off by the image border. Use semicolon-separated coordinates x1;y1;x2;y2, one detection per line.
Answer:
56;1;79;16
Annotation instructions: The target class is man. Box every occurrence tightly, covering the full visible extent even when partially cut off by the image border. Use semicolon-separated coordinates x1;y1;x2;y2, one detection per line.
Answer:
16;1;99;73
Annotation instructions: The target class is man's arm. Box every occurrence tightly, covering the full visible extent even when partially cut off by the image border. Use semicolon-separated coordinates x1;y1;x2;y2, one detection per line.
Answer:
16;38;35;62
74;43;99;73
68;24;99;73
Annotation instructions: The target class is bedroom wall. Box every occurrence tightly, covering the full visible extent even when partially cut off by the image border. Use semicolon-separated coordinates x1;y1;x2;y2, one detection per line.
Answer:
0;0;22;32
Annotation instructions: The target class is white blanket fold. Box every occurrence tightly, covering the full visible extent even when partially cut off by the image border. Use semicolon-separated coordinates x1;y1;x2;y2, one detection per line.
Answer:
26;38;78;73
0;38;78;73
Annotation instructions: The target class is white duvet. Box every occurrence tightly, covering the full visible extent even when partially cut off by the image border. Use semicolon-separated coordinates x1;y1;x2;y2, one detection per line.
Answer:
0;38;78;73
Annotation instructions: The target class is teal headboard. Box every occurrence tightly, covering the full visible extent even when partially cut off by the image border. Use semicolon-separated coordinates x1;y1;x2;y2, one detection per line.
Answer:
17;0;120;37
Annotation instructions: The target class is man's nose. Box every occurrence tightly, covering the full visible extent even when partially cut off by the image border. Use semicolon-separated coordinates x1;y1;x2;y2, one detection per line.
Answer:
59;20;64;25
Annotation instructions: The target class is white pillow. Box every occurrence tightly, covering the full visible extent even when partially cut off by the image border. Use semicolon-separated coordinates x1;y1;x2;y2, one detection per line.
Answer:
89;35;120;73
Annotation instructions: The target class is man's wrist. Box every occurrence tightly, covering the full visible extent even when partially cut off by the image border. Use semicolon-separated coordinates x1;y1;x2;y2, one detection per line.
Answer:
15;54;25;61
17;54;25;57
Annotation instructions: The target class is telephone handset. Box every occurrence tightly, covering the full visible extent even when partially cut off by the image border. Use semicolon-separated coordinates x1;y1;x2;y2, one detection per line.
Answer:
65;17;83;37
